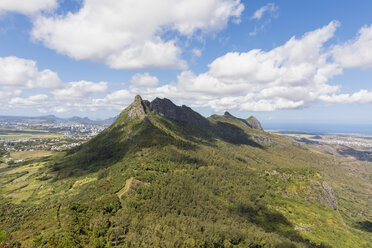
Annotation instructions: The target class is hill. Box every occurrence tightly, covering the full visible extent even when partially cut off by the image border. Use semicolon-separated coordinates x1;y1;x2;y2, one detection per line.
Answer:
0;96;371;247
0;115;116;126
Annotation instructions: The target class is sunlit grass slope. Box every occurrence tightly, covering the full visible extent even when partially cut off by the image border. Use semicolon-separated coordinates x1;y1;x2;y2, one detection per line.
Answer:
0;97;371;247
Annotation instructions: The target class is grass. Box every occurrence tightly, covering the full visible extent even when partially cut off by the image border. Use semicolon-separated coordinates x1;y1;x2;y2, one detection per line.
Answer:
0;128;64;139
0;111;371;247
10;150;55;160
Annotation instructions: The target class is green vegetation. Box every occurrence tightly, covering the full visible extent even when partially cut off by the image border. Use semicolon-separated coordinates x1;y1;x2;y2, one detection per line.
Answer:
10;150;55;160
0;128;64;139
0;100;371;247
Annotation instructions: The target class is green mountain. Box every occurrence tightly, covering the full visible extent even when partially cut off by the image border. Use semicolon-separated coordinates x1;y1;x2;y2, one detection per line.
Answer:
0;96;371;247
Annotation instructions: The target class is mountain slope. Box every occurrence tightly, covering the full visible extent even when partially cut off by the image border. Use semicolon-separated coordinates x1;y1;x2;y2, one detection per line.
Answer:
0;96;371;247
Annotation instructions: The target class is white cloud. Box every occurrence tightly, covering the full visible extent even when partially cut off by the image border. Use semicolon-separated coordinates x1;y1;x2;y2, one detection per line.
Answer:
9;94;49;108
147;21;342;111
192;48;203;57
91;90;134;111
31;0;244;70
319;90;372;104
130;73;159;87
5;22;372;115
85;22;345;113
251;3;278;20
249;3;279;36
0;0;57;15
332;24;372;68
0;56;62;89
52;81;108;101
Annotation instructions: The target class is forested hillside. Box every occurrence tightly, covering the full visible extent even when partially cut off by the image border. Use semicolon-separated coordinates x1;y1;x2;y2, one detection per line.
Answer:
0;96;371;247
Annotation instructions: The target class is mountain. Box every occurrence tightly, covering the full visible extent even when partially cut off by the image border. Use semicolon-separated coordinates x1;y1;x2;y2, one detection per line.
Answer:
246;115;264;131
0;114;116;126
67;116;119;125
0;96;371;248
67;116;96;125
0;114;63;122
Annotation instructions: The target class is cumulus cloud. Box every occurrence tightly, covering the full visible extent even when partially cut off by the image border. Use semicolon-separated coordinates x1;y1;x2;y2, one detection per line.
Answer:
145;21;342;111
319;90;372;104
9;94;49;108
0;56;113;113
0;56;62;89
52;81;108;101
90;90;134;111
130;73;159;87
82;21;372;113
31;0;244;70
251;3;278;20
5;21;372;115
0;0;57;15
332;24;372;68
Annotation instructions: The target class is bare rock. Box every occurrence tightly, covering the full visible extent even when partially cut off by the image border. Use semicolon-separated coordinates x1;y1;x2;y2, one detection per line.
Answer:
246;116;264;130
310;181;321;188
150;97;210;127
126;95;148;120
319;181;338;210
253;135;275;146
295;225;311;232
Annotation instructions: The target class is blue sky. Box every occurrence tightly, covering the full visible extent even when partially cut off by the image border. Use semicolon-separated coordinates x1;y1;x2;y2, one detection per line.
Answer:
1;0;372;130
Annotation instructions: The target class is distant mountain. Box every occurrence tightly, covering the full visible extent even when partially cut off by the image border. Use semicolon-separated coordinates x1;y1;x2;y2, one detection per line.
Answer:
0;114;116;126
67;116;96;125
94;115;118;126
246;115;264;130
0;95;371;247
0;114;63;122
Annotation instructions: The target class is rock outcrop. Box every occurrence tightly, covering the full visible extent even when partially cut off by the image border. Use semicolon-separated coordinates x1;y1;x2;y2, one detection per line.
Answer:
223;111;264;131
320;181;338;210
125;95;210;127
148;98;210;127
246;116;264;131
125;95;148;120
124;95;264;131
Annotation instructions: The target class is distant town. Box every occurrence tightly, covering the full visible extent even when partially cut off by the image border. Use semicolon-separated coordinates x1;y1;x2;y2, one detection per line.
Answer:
269;130;372;162
0;115;114;164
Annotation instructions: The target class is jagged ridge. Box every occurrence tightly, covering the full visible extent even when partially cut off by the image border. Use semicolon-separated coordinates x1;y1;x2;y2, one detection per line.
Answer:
123;95;263;130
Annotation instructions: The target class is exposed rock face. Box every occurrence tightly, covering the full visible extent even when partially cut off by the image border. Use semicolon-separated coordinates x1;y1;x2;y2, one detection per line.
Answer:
319;181;338;210
124;95;265;131
126;95;148;120
252;135;274;146
224;112;264;131
149;97;210;127
246;116;264;131
295;224;311;233
125;95;210;127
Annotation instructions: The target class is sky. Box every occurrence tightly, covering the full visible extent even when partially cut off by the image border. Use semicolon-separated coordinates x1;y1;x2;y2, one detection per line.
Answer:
1;0;372;130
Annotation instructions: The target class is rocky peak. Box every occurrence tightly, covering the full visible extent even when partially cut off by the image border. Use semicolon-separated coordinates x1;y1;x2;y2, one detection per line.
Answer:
124;95;209;127
134;94;142;102
223;111;264;131
125;95;148;120
246;116;263;131
149;97;210;127
124;95;264;130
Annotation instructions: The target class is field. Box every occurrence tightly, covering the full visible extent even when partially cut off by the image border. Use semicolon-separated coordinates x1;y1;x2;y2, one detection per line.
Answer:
10;150;55;160
0;128;64;139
